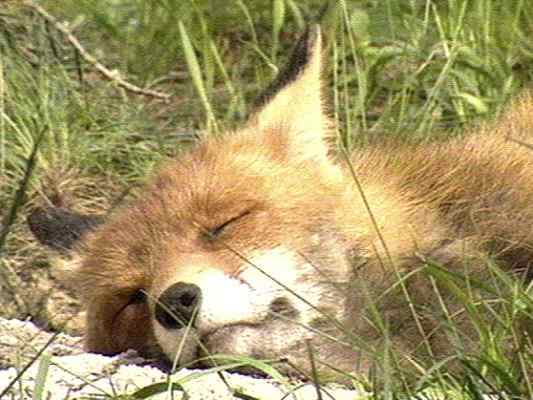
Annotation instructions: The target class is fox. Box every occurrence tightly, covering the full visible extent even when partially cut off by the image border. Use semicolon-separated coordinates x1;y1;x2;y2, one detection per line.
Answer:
29;26;532;381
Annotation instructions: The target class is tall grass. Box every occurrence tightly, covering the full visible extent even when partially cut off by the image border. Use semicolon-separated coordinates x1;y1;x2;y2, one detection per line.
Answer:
1;0;532;398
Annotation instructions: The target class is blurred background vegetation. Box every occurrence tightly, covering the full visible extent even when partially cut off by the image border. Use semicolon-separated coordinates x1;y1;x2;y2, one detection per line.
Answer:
2;0;533;196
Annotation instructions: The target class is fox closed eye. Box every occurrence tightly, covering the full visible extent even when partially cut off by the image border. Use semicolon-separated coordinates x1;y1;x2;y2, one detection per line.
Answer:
111;290;147;327
203;210;251;240
128;290;146;305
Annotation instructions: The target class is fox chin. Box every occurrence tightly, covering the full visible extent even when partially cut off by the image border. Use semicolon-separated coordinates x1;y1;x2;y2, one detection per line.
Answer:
29;25;533;382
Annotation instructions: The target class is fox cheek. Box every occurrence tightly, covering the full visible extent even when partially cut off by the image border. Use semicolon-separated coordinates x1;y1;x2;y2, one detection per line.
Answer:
111;301;153;352
84;295;153;356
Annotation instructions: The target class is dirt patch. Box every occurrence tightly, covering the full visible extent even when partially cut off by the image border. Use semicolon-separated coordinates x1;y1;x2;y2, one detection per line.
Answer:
0;168;123;335
0;318;361;399
0;243;85;336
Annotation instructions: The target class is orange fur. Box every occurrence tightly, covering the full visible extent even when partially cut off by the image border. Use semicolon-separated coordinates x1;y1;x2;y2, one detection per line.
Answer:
31;27;532;379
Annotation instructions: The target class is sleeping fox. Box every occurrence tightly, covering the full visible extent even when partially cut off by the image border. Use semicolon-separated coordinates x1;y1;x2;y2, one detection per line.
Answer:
29;26;532;381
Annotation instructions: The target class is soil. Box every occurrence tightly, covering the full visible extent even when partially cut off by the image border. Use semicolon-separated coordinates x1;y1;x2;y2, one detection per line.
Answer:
0;318;362;399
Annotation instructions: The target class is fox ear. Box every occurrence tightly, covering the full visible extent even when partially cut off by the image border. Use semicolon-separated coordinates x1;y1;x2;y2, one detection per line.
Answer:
27;207;103;252
251;25;330;164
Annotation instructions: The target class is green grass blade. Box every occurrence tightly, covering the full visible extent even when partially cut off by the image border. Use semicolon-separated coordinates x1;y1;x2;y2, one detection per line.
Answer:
32;354;51;400
130;381;186;399
0;331;60;399
178;20;218;133
0;125;46;254
271;0;285;63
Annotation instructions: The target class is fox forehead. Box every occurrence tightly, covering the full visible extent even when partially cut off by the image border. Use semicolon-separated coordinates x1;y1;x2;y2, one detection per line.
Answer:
154;125;336;193
113;126;342;239
77;130;344;294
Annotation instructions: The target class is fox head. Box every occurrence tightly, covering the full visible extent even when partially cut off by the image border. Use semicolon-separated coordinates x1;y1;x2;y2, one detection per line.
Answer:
29;27;369;378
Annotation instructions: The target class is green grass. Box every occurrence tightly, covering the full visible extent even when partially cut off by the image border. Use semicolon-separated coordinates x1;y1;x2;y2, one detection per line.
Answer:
1;0;532;398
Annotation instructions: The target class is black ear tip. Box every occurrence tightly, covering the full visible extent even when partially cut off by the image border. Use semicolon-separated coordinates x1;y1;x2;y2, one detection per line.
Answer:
301;24;321;55
27;206;103;251
307;24;321;44
296;24;321;60
27;207;54;240
252;25;322;111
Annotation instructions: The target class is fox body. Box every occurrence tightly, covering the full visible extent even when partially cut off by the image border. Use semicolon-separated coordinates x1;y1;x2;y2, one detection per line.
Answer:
30;27;533;379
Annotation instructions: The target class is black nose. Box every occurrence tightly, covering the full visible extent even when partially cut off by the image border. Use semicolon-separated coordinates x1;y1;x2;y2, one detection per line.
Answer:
155;282;202;329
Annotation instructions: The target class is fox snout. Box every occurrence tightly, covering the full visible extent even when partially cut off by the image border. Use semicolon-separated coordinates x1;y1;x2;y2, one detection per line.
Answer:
155;282;202;329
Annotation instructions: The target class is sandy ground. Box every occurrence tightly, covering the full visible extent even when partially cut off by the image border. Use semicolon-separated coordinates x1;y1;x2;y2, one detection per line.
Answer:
0;317;362;399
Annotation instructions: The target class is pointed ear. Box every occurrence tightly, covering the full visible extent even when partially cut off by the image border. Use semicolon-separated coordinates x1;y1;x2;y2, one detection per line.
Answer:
28;207;103;252
250;25;330;164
